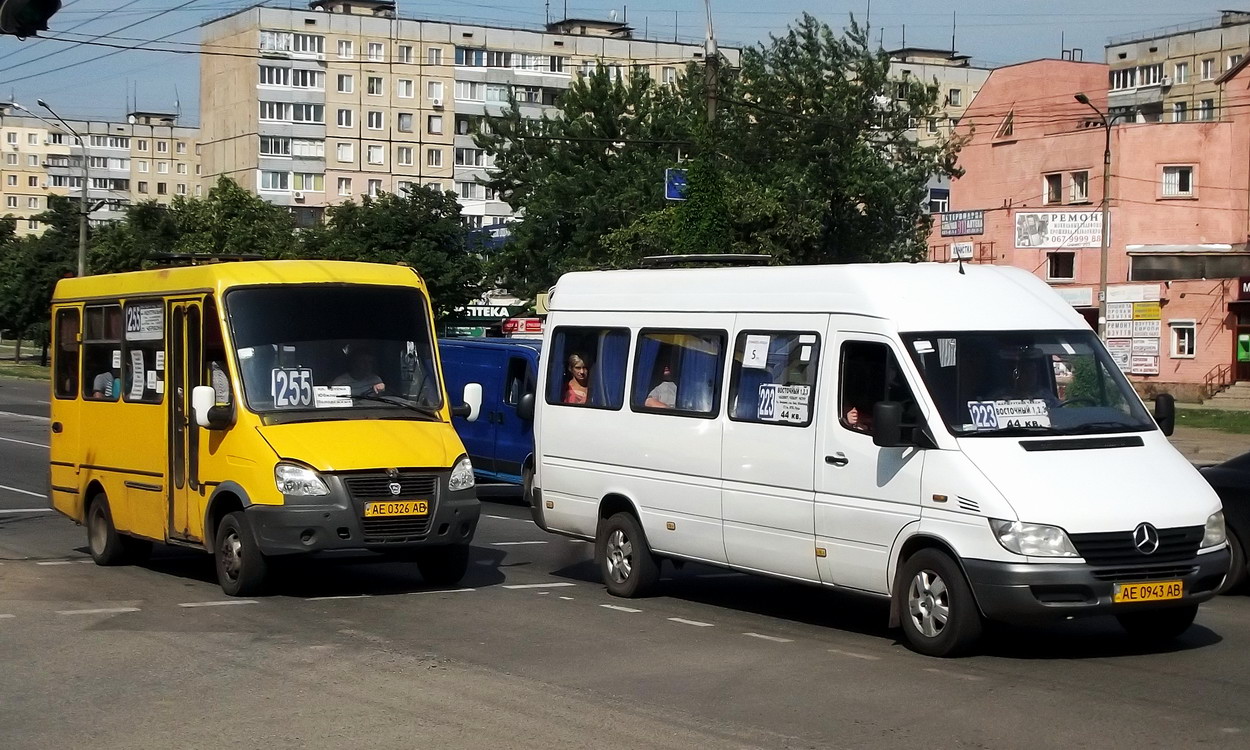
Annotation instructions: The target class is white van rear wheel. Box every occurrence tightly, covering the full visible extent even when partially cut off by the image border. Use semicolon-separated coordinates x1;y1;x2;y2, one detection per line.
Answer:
597;512;659;598
897;549;983;657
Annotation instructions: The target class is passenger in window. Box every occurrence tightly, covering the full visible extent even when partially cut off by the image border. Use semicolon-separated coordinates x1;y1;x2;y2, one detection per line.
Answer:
562;353;589;404
844;404;873;433
91;370;119;400
333;348;385;396
645;361;677;409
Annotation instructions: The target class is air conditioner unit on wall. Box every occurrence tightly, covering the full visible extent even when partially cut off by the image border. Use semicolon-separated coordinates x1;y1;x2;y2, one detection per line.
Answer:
293;191;305;200
431;98;444;109
1160;75;1172;87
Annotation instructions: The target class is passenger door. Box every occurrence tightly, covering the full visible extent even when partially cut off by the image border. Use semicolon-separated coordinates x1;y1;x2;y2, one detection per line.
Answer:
814;324;927;594
167;299;202;541
721;316;825;582
492;353;536;482
49;307;82;518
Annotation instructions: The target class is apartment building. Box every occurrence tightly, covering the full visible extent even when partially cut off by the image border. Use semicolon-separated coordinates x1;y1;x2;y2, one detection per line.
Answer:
930;58;1250;399
0;109;200;236
1105;10;1250;123
199;0;737;228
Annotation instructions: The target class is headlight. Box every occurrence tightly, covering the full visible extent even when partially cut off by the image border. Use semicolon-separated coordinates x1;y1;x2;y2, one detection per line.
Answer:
449;456;475;491
274;463;329;496
989;519;1079;557
1203;511;1226;548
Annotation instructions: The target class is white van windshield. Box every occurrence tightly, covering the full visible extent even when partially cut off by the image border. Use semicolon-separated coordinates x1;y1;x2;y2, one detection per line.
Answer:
226;285;442;416
901;330;1155;437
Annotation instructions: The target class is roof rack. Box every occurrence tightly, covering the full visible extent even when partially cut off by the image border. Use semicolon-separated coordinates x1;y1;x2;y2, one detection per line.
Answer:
148;253;266;267
638;254;772;268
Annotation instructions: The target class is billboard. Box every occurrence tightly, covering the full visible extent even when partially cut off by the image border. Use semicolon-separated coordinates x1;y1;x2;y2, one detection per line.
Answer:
1014;211;1105;249
940;210;984;237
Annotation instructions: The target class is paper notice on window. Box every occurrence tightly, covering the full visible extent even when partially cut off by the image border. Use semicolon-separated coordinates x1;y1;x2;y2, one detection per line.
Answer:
313;385;354;408
111;350;121;369
757;384;810;424
799;345;812;362
124;303;164;341
145;370;157;391
742;334;770;369
798;334;817;344
938;338;957;367
155;350;165;370
155;380;165;395
129;350;145;400
913;340;935;354
967;399;1051;431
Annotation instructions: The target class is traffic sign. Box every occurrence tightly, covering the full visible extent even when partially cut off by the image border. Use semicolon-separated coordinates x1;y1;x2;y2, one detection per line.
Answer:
665;168;688;201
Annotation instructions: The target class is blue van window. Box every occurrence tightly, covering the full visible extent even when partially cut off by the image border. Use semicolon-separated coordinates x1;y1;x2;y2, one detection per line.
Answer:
728;331;820;427
630;330;726;417
546;327;629;409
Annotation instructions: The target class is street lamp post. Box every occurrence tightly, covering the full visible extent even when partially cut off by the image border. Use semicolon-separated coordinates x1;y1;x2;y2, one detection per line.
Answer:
37;99;88;278
1073;92;1126;339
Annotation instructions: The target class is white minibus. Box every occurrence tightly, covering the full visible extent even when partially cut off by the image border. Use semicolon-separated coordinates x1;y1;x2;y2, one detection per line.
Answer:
523;262;1230;656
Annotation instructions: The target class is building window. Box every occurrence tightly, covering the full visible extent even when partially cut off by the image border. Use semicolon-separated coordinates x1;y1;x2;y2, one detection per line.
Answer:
367;110;383;130
337;108;353;128
1047;252;1075;280
367;179;382;197
259;171;289;191
136;139;148;151
337;73;353;93
456;47;485;67
292;33;324;56
337;39;353;59
4;174;14;186
26;197;38;209
397;146;413;166
427;148;443;167
948;88;962;107
137;181;148;193
397;180;414;194
1070;171;1089;202
176;142;186;154
156;183;168;195
1202;58;1214;80
176;184;187;195
995;111;1014;138
293;103;324;123
27;175;37;187
5;196;15;208
1110;68;1136;90
367;76;383;95
1173;101;1188;122
260;30;293;53
1044;173;1063;204
293;173;324;192
1162;166;1194;197
458;181;482;200
292;69;323;89
367;144;384;165
4;131;14;144
397;45;413;64
1230;54;1244;70
427;181;443;192
427;47;442;65
1170;320;1196;358
367;42;383;61
927;188;949;213
397;79;414;98
336;142;353;162
337;177;352;196
1174;61;1188;84
156;141;168;153
23;153;37;167
259;65;290;86
1199;99;1215;120
259;136;291;156
260;101;288;121
455;147;485;167
1139;63;1164;86
3;152;13;165
292;139;323;157
926;118;938;134
397;112;414;132
427;114;442;134
427;80;444;101
455;81;483;101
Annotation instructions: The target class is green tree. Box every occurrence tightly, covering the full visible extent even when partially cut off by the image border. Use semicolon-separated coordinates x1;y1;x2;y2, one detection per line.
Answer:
169;176;298;259
302;187;484;320
90;200;181;274
0;199;77;359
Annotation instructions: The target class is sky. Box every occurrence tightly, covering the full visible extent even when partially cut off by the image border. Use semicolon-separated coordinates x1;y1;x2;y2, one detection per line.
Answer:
0;0;1238;123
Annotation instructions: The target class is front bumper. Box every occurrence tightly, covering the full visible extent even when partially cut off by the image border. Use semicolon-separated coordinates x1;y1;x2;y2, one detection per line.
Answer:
246;471;480;556
964;547;1230;623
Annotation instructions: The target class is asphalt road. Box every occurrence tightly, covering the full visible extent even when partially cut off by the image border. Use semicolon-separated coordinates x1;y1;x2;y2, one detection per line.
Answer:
4;378;1250;748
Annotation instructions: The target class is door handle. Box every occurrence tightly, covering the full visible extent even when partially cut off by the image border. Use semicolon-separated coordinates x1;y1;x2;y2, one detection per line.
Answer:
51;422;63;433
825;453;849;467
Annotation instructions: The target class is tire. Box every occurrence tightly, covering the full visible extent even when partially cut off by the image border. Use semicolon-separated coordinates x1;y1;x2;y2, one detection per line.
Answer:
1116;604;1199;642
1218;528;1247;595
214;511;268;597
596;512;660;598
86;494;129;566
896;549;984;658
416;544;471;586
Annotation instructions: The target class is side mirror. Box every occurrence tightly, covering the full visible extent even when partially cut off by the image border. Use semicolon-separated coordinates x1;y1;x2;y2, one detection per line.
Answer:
872;401;907;448
516;392;535;421
1154;393;1176;437
452;382;483;422
191;385;232;430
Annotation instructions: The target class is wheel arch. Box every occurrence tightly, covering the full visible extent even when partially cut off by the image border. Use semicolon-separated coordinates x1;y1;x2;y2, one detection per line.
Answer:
888;531;984;629
203;482;252;550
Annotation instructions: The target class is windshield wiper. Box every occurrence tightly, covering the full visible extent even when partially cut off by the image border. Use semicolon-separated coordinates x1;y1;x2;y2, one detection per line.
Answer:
353;392;442;420
960;425;1055;437
1054;421;1147;435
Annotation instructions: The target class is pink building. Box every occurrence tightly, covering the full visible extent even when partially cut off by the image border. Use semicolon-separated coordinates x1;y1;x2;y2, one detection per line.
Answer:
932;58;1250;400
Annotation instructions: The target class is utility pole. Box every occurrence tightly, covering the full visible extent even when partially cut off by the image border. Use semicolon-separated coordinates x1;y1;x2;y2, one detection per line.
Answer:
39;99;88;277
1075;92;1122;338
703;0;717;124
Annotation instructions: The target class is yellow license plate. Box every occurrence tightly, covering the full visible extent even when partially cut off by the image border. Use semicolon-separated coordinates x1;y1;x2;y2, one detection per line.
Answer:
1113;580;1183;603
364;500;429;518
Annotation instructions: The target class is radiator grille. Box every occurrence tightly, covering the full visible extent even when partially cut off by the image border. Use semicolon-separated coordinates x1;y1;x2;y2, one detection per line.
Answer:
1069;526;1203;566
343;474;438;501
342;472;440;543
1090;564;1198;582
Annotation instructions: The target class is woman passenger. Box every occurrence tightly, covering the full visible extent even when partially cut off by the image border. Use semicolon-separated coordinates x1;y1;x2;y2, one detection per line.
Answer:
563;353;590;405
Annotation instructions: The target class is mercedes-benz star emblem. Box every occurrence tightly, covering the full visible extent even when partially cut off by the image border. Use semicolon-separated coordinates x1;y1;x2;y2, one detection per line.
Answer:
1133;522;1160;555
388;482;402;496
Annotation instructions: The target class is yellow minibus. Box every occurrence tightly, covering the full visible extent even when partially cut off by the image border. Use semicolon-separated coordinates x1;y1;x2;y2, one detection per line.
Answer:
48;259;482;595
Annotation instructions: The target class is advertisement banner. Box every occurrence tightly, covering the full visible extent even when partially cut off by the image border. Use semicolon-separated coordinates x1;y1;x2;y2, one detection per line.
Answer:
1133;320;1162;338
1106;321;1134;338
941;210;985;237
1107;302;1133;321
1132;301;1161;320
1131;355;1160;375
1131;337;1160;355
1014;211;1105;249
1105;339;1132;372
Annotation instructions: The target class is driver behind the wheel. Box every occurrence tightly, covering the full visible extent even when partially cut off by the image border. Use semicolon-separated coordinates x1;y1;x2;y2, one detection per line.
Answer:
332;347;385;396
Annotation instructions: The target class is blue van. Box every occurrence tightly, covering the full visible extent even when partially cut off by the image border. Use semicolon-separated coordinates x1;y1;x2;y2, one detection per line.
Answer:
438;338;539;486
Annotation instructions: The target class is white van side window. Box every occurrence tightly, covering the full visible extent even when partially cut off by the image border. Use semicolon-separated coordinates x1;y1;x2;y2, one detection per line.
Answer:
545;327;630;409
727;331;820;427
630;329;726;416
839;341;920;434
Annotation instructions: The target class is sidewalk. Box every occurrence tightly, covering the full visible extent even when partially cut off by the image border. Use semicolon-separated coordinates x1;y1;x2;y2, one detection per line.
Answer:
1170;425;1250;466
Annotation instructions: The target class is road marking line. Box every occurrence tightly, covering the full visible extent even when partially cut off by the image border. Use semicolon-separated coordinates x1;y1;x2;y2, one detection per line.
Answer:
829;648;881;661
0;508;53;514
307;594;371;601
0;410;49;423
0;436;48;448
568;539;591;544
484;514;530;522
177;600;259;608
923;667;983;681
537;591;550;595
668;617;714;627
743;632;793;643
408;587;475;595
0;614;14;619
600;604;642;613
559;596;575;600
491;541;548;546
57;607;140;616
697;572;746;579
0;484;45;499
36;560;74;566
35;400;50;405
77;559;94;564
501;582;576;589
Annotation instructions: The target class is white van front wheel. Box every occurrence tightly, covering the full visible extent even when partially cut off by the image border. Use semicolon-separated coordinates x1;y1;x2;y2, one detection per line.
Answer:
597;512;659;598
898;549;983;657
